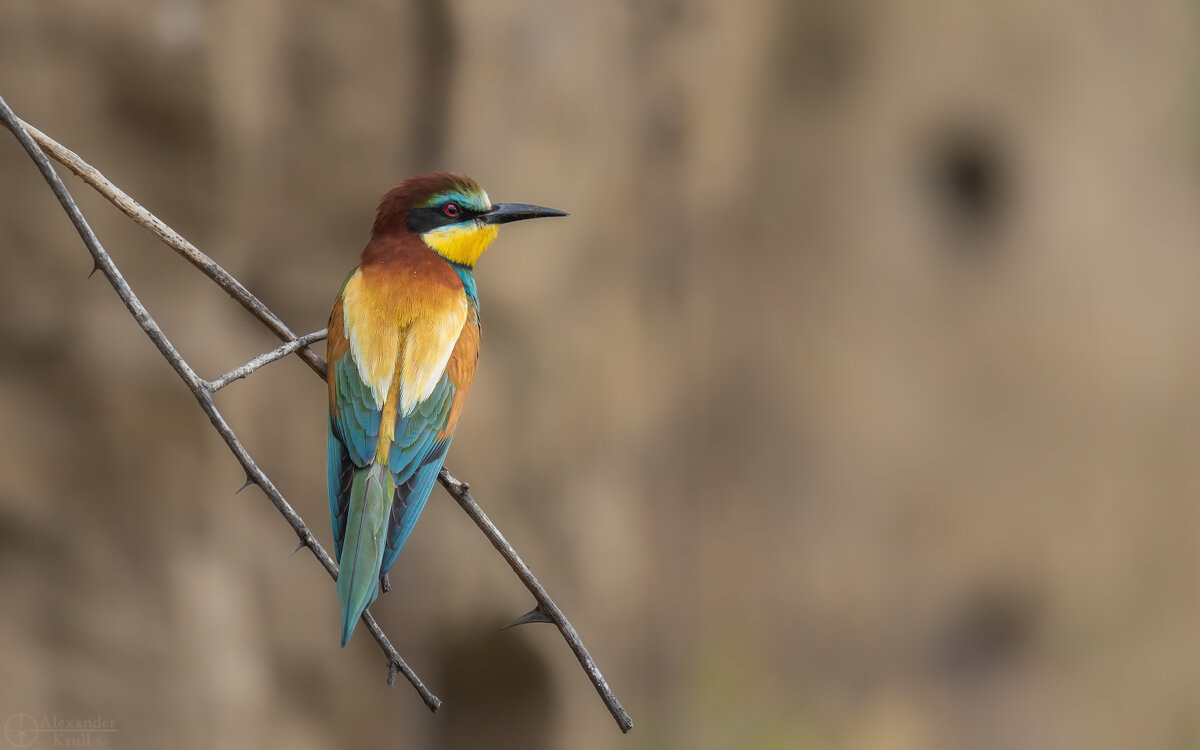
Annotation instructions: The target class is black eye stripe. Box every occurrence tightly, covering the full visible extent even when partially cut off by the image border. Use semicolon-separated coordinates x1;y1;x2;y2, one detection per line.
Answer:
406;204;484;234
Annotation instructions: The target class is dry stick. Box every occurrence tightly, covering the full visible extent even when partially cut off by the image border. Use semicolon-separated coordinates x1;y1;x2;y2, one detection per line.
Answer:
13;117;328;379
10;110;633;733
438;471;632;730
210;329;328;392
0;96;441;713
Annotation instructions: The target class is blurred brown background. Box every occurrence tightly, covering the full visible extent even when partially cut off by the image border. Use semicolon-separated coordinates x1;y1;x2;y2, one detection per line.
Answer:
2;1;1200;748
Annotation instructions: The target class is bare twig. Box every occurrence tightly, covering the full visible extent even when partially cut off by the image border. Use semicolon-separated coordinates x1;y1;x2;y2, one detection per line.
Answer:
439;470;633;732
4;102;632;732
13;117;328;380
0;97;439;712
210;329;328;392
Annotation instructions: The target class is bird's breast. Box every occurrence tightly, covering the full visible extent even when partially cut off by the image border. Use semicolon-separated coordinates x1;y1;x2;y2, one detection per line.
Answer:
340;262;469;421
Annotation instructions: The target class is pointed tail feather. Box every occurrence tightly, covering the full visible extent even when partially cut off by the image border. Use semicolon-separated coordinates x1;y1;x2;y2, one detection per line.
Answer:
337;464;394;646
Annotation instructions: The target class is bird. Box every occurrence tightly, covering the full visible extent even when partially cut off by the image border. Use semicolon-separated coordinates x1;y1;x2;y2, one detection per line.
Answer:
326;173;566;646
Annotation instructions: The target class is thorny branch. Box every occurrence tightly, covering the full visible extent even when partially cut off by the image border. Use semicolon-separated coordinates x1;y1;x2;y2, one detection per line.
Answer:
12;117;328;380
0;95;440;713
2;97;632;732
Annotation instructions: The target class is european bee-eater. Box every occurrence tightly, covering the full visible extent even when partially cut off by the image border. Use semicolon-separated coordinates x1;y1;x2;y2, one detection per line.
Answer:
327;173;565;646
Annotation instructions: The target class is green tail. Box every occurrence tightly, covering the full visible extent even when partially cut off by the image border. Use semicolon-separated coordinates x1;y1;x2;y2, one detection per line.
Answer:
337;464;394;646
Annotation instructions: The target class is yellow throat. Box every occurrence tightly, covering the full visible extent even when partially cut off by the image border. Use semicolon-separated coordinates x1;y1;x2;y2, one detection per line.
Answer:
421;222;500;267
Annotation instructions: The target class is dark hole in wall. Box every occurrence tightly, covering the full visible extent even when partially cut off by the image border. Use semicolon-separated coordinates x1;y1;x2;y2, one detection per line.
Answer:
931;583;1039;684
925;125;1012;247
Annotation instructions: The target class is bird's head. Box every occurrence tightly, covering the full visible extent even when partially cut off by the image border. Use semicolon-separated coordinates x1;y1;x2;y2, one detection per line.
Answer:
371;173;566;267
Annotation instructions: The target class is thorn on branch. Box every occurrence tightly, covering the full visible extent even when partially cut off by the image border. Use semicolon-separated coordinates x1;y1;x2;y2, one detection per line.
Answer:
387;659;399;687
88;262;100;279
235;475;256;494
291;539;307;556
501;605;554;630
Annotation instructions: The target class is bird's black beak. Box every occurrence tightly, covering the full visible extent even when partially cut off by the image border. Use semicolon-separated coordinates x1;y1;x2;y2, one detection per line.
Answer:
480;203;568;225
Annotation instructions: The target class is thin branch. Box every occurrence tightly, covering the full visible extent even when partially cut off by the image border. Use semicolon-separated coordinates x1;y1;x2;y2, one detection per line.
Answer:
13;117;327;380
5;101;632;732
439;470;633;732
210;329;328;392
0;96;440;713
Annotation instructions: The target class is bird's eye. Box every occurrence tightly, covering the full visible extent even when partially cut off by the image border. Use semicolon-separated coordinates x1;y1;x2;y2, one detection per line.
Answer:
443;203;460;218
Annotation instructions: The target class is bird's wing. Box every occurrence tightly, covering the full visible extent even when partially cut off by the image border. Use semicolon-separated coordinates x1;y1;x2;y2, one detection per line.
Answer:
326;417;354;558
327;286;383;558
380;376;454;573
